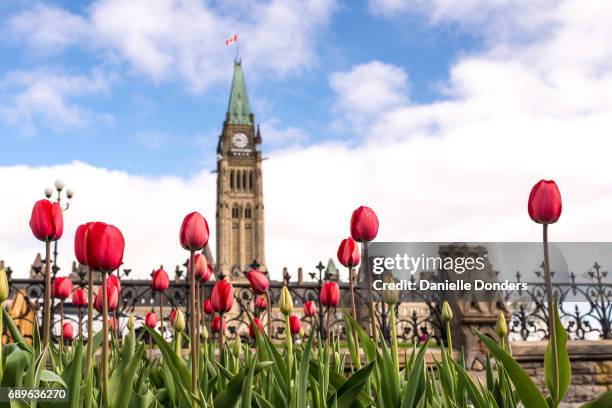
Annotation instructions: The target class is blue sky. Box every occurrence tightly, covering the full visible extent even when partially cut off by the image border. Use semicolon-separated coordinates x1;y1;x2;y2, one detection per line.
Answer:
0;0;480;176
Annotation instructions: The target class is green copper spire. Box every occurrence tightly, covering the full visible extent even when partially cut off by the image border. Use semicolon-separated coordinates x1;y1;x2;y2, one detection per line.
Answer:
227;59;252;125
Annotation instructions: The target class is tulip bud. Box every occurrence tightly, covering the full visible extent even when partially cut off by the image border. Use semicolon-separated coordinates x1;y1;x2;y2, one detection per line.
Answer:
334;351;341;367
107;274;122;294
173;308;186;332
127;313;135;330
246;269;269;294
289;314;301;334
441;301;453;323
299;328;305;338
203;299;214;315
231;337;241;358
74;222;93;266
180;212;209;251
350;206;379;243
249;317;264;339
29;199;64;242
211;279;234;313
279;286;293;316
72;288;87;307
191;254;212;282
0;263;9;304
528;180;562;224
212;316;225;333
381;274;398;304
320;282;340;307
255;295;267;309
496;312;508;339
337;237;360;268
303;300;316;317
201;324;209;340
52;276;73;299
152;267;170;292
85;222;125;272
63;323;74;340
145;311;158;328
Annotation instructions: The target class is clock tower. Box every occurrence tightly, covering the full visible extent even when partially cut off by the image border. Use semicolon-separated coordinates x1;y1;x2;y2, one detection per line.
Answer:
216;59;265;279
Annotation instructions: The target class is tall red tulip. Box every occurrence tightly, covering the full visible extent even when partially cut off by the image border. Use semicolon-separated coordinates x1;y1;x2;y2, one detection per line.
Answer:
85;222;125;272
211;279;234;313
94;283;118;312
74;222;93;265
191;254;213;282
350;206;379;243
145;311;158;328
246;269;269;294
211;315;225;333
528;180;562;224
289;315;301;335
72;288;87;307
63;323;74;341
179;212;209;250
107;274;122;294
337;237;360;268
52;277;73;299
255;295;267;309
29;199;63;242
203;299;214;315
152;267;170;292
304;300;316;317
320;282;340;307
249;317;264;339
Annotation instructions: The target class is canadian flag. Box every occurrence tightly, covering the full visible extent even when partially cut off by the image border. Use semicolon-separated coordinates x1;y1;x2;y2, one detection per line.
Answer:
225;34;238;46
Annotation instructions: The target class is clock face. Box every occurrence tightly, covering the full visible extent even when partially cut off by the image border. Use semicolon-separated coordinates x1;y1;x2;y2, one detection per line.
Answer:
232;133;248;148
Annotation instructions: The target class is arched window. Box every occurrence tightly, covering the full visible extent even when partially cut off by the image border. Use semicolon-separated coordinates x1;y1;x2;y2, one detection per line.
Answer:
237;170;242;190
245;205;252;219
232;205;240;219
242;171;247;191
249;171;254;191
230;170;235;190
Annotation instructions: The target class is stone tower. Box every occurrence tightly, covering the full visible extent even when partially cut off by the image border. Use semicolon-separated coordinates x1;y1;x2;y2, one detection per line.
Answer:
216;59;265;280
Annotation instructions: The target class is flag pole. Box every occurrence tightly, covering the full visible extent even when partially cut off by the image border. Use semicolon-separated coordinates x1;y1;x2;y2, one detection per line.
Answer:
236;34;240;60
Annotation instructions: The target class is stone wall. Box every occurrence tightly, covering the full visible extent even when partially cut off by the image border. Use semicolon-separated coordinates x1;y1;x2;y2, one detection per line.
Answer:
510;340;612;404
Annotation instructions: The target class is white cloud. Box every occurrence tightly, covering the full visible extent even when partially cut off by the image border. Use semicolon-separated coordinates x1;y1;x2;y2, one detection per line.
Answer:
0;69;112;134
260;117;309;147
6;0;337;91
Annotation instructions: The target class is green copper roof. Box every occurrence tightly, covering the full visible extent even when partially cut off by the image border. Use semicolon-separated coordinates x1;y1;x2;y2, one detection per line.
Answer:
227;59;252;125
326;258;338;276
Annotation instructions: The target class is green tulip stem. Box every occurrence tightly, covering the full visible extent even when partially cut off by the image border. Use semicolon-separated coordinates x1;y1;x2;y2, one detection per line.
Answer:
445;320;453;362
348;266;361;368
85;266;94;381
543;224;560;401
101;270;110;407
189;249;198;394
78;307;82;339
218;312;225;357
159;292;164;339
390;303;399;376
286;314;293;369
0;301;4;379
43;240;51;346
175;331;182;356
60;299;64;366
362;242;378;344
326;307;331;344
265;292;272;336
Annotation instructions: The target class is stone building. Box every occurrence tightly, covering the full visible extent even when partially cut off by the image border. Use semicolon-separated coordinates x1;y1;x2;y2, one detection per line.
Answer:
215;59;265;280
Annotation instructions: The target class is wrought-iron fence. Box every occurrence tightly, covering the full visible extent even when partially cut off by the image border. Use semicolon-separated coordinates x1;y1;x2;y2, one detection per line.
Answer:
4;261;612;345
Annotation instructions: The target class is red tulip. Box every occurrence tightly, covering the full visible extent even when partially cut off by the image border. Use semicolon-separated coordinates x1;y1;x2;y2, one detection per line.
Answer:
320;282;340;307
74;222;93;265
52;277;73;299
85;222;125;272
191;254;213;282
246;269;269;294
63;322;74;340
337;237;360;268
29;199;63;242
180;212;209;251
249;317;264;338
304;300;317;317
255;295;267;309
94;283;118;312
211;279;234;313
289;315;301;334
107;274;122;294
528;180;562;224
145;311;158;328
203;299;214;315
350;206;379;243
72;287;87;307
152;267;170;292
211;315;225;333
